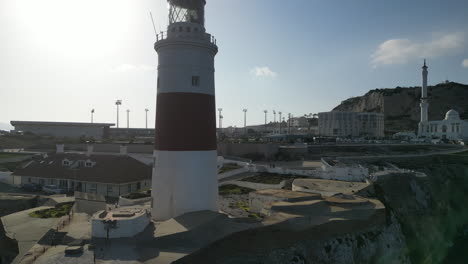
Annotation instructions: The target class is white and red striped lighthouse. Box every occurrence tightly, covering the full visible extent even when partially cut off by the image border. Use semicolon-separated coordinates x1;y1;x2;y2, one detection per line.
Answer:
151;0;218;221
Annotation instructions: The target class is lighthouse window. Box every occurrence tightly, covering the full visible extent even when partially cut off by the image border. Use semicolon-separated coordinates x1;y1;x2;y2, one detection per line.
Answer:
192;76;200;86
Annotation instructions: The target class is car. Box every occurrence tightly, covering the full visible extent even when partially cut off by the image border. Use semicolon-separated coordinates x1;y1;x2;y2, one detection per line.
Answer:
42;185;66;194
21;183;42;192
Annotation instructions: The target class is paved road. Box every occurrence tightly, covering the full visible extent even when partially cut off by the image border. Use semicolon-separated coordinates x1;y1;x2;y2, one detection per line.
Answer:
337;146;467;160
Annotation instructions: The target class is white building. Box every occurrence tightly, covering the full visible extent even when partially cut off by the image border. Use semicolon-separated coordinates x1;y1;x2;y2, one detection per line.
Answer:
12;145;151;197
318;112;384;138
417;61;468;141
10;121;114;139
419;109;468;140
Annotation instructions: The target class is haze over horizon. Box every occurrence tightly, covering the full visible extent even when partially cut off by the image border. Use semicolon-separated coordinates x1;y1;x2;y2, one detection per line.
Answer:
1;0;468;131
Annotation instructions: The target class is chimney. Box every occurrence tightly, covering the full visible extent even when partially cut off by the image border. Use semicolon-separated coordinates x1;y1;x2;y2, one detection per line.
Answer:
56;144;64;154
120;145;128;155
86;144;94;157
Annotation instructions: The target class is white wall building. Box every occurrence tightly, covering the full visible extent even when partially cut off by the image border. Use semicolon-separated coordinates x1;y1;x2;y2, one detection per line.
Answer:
12;145;151;197
318;112;384;138
417;61;468;140
10;121;114;139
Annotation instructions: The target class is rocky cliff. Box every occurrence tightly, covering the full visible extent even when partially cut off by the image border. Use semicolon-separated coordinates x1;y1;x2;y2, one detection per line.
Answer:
332;82;468;134
175;153;468;264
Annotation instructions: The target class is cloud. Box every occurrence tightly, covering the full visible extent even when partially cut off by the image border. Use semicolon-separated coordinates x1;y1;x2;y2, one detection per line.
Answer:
371;32;466;67
462;59;468;68
110;64;156;72
250;66;277;78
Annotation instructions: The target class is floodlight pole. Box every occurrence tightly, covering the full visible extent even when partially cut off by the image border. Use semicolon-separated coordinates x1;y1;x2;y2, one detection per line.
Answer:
115;100;122;128
126;109;130;129
243;109;248;135
264;110;268;133
278;112;282;134
145;109;149;129
218;108;223;129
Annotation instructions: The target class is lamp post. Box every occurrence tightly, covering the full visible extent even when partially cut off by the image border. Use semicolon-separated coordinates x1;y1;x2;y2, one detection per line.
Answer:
273;110;276;123
288;113;292;135
278;111;282;134
126;109;130;129
218;108;223;129
115;100;122;128
91;109;95;123
145;109;149;129
243;109;248;135
264;110;268;133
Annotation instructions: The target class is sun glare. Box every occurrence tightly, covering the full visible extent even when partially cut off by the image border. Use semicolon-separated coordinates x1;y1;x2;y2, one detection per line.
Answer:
8;0;139;60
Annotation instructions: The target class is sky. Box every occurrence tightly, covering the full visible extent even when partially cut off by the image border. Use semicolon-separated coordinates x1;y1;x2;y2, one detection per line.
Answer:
1;0;468;130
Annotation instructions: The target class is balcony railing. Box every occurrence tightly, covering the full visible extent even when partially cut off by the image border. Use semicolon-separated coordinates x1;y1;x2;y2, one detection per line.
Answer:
156;31;217;45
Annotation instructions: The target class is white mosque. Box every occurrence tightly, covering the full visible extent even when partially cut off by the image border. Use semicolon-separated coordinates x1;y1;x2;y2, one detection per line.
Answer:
418;61;468;141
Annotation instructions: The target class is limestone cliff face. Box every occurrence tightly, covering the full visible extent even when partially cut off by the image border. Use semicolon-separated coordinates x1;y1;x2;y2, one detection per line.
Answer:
333;82;468;133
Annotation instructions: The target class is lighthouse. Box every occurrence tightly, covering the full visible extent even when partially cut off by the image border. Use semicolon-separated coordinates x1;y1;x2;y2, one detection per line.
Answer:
152;0;219;221
419;60;429;136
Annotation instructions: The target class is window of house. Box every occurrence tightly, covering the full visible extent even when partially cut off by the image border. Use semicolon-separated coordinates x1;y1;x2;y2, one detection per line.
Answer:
137;182;141;190
85;162;93;167
78;160;85;167
128;184;132;193
192;76;200;86
442;125;447;133
62;160;70;166
59;180;67;187
28;177;31;183
89;183;97;194
107;185;113;196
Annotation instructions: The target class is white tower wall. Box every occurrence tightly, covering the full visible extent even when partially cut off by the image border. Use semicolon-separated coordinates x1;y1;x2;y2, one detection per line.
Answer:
151;7;219;221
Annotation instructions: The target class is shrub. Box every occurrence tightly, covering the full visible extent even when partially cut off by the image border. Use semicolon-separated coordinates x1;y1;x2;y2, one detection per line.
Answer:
29;203;73;218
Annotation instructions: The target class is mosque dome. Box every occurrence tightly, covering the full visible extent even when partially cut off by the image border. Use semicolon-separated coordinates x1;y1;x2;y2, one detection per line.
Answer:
444;109;460;120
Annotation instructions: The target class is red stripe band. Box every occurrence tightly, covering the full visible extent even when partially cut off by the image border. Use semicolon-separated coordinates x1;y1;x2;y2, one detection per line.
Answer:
155;92;217;151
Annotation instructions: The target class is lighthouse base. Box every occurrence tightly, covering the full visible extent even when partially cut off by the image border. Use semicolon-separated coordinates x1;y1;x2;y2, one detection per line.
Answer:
151;150;218;221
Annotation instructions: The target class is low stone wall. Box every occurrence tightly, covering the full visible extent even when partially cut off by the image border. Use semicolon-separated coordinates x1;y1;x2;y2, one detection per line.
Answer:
218;167;250;181
91;209;151;238
119;196;152;206
218;143;279;160
253;165;320;177
220;180;286;191
74;199;107;215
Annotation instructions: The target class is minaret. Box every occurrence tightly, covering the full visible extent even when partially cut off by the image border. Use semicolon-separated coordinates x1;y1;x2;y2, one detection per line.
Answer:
152;0;218;221
419;60;429;136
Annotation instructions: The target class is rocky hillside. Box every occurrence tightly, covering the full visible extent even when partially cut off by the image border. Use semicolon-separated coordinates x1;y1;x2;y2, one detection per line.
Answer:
333;82;468;134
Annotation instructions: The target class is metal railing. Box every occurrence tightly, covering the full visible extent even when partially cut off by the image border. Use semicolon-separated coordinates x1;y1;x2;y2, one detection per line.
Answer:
156;31;217;45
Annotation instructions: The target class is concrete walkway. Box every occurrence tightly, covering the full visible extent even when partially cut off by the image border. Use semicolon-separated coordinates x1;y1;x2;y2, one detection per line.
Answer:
1;206;60;263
